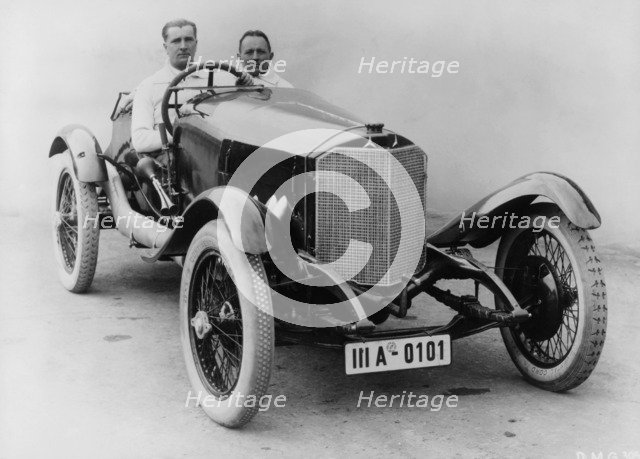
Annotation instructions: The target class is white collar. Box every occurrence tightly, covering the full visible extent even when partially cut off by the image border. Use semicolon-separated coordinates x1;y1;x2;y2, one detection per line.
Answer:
164;61;207;78
255;66;280;84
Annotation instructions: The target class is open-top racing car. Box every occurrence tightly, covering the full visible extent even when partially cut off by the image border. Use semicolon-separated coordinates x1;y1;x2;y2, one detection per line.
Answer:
50;62;607;427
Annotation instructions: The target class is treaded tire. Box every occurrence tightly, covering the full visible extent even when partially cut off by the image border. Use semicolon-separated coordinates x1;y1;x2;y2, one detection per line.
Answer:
52;155;100;293
495;206;606;391
180;220;274;427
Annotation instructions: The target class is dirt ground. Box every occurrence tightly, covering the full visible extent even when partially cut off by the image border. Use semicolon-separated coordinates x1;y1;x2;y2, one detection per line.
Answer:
1;214;638;458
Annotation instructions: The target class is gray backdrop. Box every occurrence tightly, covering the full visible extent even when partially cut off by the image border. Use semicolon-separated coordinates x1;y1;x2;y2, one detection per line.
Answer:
1;0;638;246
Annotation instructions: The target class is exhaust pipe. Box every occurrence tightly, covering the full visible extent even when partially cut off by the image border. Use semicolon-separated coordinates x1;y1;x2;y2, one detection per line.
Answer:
134;157;178;216
98;163;174;249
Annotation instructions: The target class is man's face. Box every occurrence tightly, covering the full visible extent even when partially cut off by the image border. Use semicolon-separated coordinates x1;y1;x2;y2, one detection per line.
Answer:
164;26;197;70
238;36;274;76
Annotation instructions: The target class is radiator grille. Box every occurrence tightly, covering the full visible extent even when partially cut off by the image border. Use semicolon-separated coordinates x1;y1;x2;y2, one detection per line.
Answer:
315;145;427;285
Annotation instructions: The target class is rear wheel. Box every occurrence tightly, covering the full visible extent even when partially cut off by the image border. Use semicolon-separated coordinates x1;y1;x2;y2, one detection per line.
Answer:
495;210;606;391
52;158;100;292
180;221;274;427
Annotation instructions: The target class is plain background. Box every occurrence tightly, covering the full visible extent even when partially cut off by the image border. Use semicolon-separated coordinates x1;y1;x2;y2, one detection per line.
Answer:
0;0;638;246
0;2;638;456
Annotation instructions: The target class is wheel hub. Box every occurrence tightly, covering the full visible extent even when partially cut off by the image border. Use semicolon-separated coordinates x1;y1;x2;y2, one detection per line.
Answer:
190;310;212;339
518;256;564;341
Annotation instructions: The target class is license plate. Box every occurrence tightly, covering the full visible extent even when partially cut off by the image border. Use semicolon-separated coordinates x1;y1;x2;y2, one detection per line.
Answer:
345;335;451;375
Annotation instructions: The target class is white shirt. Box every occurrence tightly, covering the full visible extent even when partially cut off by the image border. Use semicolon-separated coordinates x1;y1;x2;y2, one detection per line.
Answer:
131;62;236;152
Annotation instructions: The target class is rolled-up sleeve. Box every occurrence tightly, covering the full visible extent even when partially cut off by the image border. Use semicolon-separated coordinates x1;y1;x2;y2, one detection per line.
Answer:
131;80;169;152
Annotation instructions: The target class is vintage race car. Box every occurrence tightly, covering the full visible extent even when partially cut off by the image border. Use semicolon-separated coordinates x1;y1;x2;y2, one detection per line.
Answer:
50;62;607;427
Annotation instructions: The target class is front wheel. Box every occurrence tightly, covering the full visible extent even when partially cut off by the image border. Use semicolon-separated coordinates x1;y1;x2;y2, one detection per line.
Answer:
52;156;100;292
180;220;274;427
495;208;606;391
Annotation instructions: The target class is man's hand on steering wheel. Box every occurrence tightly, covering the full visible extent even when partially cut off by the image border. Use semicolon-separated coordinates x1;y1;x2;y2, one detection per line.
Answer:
161;60;245;136
235;72;254;86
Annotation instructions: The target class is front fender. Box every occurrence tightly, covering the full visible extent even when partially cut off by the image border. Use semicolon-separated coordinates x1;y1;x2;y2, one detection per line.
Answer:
427;172;601;248
49;124;107;182
143;186;268;262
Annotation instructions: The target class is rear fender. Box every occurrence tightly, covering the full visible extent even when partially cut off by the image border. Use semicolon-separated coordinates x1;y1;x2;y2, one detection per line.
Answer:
427;172;601;248
49;124;107;182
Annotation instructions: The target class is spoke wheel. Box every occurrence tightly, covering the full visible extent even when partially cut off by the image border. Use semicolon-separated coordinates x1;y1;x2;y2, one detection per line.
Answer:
504;233;579;367
189;249;243;396
52;157;100;292
180;220;274;427
57;173;79;271
495;206;606;391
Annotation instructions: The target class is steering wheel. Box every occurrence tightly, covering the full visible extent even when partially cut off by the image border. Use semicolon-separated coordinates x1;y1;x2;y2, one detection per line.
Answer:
161;61;245;136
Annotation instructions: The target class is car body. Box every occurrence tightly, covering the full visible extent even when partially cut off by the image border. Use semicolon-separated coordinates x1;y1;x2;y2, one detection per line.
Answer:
50;61;607;427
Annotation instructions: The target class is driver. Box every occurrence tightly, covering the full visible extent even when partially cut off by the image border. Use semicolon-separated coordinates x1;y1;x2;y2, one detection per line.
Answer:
131;19;237;153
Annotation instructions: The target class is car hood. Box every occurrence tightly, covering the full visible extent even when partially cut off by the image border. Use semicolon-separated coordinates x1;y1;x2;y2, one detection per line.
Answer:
176;87;366;152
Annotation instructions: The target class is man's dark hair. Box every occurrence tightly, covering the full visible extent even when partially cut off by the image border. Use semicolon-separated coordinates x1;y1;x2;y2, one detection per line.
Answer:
238;30;272;52
162;19;197;41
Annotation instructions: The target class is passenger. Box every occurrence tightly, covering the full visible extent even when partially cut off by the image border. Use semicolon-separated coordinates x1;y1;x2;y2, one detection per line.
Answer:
235;30;293;88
